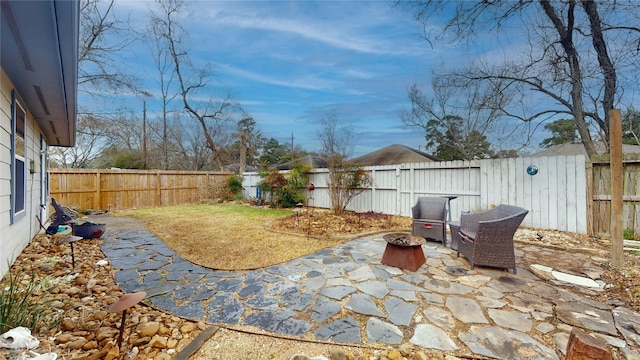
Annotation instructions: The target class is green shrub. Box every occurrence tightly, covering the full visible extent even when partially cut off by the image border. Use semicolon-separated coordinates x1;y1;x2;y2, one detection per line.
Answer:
0;267;59;334
624;228;640;241
110;151;144;169
258;162;310;208
223;174;244;201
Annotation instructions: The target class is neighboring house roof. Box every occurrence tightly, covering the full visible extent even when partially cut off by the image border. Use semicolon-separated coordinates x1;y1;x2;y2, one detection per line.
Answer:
1;0;79;146
225;163;258;173
350;144;440;166
531;141;640;157
275;155;328;170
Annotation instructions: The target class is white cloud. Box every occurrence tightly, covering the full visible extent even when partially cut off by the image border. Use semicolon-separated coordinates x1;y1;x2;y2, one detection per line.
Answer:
191;1;426;56
218;63;341;91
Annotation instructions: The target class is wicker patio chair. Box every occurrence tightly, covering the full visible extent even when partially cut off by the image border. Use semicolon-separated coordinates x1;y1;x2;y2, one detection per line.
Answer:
456;205;528;274
411;197;448;246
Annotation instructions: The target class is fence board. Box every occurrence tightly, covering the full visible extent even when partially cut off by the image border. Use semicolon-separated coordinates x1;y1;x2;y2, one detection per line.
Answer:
479;159;490;210
547;156;558;229
575;156;588;233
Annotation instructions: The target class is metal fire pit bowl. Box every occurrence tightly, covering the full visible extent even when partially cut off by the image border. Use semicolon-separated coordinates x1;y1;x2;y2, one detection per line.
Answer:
72;221;106;239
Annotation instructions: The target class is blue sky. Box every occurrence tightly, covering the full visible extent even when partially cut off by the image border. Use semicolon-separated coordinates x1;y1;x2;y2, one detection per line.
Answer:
97;0;531;157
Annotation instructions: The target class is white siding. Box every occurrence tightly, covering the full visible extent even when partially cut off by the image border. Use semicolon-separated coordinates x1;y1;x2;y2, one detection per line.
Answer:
1;68;48;278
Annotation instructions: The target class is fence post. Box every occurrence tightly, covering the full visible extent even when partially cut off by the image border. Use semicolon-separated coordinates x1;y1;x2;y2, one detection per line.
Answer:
95;171;101;210
371;169;376;211
585;162;594;237
155;172;161;206
610;109;624;269
396;166;401;215
409;165;415;210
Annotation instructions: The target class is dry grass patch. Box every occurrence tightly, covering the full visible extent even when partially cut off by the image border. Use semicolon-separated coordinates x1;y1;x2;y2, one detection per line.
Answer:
116;204;344;270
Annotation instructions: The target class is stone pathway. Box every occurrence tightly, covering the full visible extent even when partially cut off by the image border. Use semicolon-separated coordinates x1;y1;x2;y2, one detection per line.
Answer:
100;223;640;359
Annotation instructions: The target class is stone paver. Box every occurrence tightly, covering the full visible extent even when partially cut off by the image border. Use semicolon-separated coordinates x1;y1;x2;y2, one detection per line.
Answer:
99;219;640;358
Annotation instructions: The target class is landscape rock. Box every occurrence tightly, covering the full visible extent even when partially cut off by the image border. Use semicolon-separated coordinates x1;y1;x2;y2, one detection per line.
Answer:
565;327;613;360
0;233;203;360
613;307;640;348
139;321;161;337
149;335;168;349
95;327;119;341
66;337;88;349
556;301;618;336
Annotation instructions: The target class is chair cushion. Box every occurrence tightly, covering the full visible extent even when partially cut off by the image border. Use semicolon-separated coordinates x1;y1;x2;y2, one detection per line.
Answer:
460;229;476;243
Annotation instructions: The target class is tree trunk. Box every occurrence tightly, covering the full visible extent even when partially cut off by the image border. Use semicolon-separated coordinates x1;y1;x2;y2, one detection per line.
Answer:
239;133;247;175
540;0;597;157
582;0;616;152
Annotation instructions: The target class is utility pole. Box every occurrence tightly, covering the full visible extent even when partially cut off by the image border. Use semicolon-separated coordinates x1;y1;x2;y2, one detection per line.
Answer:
138;90;151;169
143;99;147;169
291;132;294;161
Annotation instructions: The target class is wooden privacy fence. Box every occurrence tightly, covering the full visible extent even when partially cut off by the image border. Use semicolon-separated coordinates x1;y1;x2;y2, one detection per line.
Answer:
49;169;231;211
590;155;640;237
243;155;593;234
48;154;640;236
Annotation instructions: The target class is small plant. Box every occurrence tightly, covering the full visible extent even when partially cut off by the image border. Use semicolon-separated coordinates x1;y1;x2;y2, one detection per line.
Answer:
258;162;310;208
0;267;59;334
327;162;372;215
624;228;640;241
223;174;244;201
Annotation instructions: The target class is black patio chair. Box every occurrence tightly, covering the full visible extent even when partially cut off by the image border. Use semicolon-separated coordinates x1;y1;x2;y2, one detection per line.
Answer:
411;197;448;246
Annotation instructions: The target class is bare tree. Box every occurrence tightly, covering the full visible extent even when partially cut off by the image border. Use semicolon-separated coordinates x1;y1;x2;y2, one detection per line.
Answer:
400;0;640;156
401;74;518;159
317;110;371;215
78;0;136;93
172;122;213;170
107;112;144;151
234;117;263;175
146;13;180;170
150;0;239;171
622;108;640;145
49;114;109;168
318;110;357;165
88;111;146;169
53;0;138;168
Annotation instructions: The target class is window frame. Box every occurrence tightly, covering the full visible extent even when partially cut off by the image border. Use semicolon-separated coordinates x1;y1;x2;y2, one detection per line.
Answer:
40;135;49;223
11;90;27;223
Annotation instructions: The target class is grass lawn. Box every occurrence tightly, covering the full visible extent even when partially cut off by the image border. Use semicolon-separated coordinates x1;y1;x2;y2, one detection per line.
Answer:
116;203;345;270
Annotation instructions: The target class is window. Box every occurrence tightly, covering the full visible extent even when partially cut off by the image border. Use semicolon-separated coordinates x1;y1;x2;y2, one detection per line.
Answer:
11;90;26;222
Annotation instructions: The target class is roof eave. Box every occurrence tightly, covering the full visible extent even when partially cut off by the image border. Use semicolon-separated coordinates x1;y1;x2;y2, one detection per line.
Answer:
1;0;79;147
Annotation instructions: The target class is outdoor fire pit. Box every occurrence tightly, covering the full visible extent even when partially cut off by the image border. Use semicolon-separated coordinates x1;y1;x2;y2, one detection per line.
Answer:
381;232;426;271
72;221;106;239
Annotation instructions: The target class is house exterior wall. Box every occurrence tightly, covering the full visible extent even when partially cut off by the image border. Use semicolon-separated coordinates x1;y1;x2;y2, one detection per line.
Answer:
1;68;48;278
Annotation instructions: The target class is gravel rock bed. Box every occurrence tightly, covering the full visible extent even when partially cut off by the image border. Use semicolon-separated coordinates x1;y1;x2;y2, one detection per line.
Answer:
0;228;461;360
0;233;204;360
